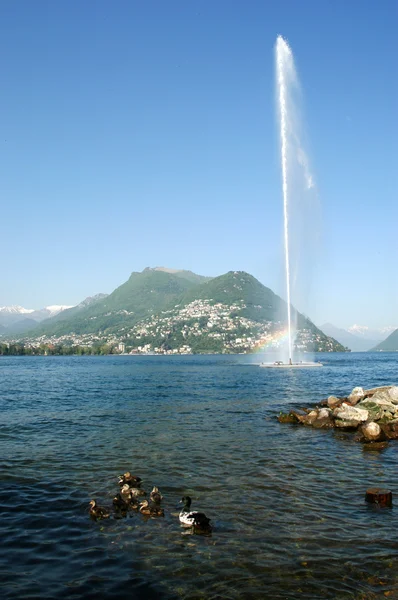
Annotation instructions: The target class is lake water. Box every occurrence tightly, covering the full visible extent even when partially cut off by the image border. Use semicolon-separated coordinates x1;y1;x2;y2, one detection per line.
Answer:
1;352;398;599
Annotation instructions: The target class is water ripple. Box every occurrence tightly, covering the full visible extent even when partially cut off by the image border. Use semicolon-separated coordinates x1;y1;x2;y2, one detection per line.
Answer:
1;353;398;599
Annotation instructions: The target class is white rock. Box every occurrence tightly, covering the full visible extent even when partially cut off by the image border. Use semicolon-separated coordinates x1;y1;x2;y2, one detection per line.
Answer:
334;403;369;423
388;386;398;404
348;387;364;405
362;421;382;441
318;408;330;419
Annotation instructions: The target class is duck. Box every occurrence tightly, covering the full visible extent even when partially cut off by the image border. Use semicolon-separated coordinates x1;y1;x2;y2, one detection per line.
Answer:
179;496;212;533
88;499;110;521
150;486;163;503
127;494;140;511
139;499;164;517
120;483;146;498
113;493;129;513
118;472;142;487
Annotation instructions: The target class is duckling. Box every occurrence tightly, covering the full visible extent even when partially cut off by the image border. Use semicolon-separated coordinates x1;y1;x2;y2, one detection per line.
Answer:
120;483;146;498
118;472;142;487
150;486;163;504
179;496;212;533
127;494;140;511
88;499;110;521
113;493;129;513
139;499;164;517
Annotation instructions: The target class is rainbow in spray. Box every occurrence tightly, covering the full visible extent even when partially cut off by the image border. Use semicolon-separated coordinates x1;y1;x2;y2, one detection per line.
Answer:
252;328;290;353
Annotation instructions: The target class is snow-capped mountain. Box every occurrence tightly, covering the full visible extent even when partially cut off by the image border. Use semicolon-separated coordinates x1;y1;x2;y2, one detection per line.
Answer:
348;324;397;342
0;305;34;315
0;304;74;328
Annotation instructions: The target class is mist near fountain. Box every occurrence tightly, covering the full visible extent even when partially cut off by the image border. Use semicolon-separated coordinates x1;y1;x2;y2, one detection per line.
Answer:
275;35;319;363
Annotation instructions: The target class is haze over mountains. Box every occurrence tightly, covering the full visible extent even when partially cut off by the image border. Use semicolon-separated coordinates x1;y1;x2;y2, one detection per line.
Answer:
0;305;73;333
319;323;397;352
1;267;396;352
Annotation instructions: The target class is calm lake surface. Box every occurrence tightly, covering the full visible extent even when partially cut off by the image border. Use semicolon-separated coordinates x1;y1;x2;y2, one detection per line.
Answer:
1;352;398;599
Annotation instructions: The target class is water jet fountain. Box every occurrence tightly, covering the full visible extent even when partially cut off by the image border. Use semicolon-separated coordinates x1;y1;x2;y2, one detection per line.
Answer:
261;36;322;369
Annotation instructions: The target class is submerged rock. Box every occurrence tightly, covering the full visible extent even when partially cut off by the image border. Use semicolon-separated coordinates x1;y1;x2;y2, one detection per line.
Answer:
277;412;299;424
362;441;389;451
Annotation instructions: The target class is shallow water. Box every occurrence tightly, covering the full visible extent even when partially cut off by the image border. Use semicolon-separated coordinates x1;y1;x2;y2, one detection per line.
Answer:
1;353;398;599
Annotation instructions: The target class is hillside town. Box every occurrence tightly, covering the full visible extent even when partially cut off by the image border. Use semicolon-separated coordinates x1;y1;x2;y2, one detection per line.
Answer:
5;299;339;355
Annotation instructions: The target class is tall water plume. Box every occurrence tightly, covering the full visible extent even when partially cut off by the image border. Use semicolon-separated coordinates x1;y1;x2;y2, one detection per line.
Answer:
275;35;318;363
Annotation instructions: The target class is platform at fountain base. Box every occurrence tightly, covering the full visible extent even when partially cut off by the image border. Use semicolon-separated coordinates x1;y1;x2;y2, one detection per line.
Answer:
259;361;323;368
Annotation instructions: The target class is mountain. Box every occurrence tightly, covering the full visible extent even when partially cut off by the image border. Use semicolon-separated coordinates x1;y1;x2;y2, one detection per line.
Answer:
347;324;396;343
149;267;212;285
44;294;109;325
0;304;72;328
28;270;197;338
0;305;35;328
0;305;34;315
121;271;345;354
4;318;40;335
18;269;346;354
320;322;377;352
370;329;398;352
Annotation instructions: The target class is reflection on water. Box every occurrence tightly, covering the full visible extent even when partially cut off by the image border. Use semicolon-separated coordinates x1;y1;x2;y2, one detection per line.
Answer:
1;353;398;599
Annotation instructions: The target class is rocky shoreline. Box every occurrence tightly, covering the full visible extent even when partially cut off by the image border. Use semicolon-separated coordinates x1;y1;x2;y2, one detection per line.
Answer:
278;385;398;448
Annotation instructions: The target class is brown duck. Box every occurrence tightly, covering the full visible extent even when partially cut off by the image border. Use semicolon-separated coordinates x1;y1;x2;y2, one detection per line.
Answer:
88;499;110;521
139;500;164;517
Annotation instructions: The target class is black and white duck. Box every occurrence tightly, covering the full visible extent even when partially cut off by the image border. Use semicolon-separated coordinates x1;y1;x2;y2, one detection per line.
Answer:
139;500;164;517
118;472;142;487
179;496;212;533
150;486;163;504
88;499;110;521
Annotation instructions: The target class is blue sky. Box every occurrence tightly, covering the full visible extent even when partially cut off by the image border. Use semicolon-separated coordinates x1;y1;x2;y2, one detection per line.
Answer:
0;0;397;329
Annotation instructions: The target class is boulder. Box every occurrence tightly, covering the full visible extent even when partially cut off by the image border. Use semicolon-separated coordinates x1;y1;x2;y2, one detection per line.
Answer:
312;415;334;429
388;386;398;404
356;400;384;421
361;421;382;442
327;395;342;409
363;385;394;399
348;387;365;405
380;422;398;440
318;407;331;419
305;410;319;426
333;403;369;428
371;390;397;408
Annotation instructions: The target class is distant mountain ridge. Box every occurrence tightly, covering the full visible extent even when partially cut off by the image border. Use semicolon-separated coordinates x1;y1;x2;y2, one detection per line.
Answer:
371;329;398;352
11;268;346;354
0;304;73;330
320;323;378;352
348;324;396;342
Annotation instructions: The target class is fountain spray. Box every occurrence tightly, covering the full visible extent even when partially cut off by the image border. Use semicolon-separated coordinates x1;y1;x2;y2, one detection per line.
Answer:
276;35;293;363
261;38;322;368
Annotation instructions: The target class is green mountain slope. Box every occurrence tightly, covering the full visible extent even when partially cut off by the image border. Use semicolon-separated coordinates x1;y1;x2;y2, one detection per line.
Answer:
149;267;212;285
22;269;345;354
370;329;398;351
31;270;197;337
120;271;345;353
